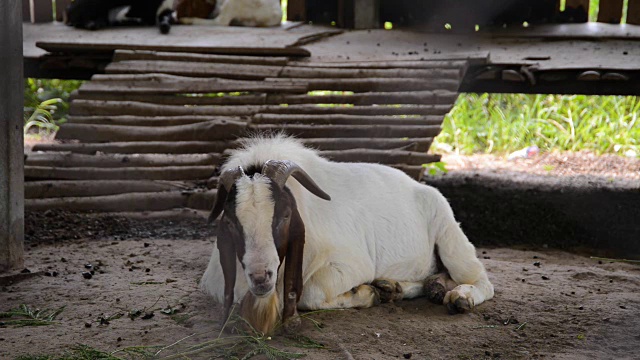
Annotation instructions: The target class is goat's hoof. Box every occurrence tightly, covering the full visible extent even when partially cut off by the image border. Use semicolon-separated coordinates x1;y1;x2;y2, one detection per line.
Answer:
371;279;403;303
282;315;301;334
424;275;447;305
444;286;475;314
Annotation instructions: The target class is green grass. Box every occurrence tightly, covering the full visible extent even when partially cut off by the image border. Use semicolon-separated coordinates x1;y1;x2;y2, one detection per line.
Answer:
0;304;65;327
24;78;82;135
435;93;640;157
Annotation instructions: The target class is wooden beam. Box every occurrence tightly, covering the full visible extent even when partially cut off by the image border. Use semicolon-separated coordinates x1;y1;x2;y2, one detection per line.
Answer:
29;0;53;23
286;0;306;22
564;0;590;22
0;0;25;272
597;0;624;23
628;0;640;25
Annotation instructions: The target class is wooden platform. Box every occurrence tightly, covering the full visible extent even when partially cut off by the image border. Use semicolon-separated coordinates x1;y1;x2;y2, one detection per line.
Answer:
26;46;466;212
22;22;640;212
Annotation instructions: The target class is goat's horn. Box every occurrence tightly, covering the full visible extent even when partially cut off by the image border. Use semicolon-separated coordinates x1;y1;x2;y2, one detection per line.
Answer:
208;166;244;223
261;160;331;201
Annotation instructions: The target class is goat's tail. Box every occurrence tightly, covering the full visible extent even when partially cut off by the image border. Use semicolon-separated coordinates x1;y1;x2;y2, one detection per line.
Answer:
426;187;494;303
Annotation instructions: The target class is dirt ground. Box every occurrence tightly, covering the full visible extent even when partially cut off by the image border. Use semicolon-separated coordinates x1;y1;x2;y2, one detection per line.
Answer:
1;209;639;360
5;148;639;359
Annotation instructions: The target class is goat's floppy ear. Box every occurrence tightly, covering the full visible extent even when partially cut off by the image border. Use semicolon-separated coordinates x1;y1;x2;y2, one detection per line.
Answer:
208;166;244;223
262;160;331;201
282;205;305;329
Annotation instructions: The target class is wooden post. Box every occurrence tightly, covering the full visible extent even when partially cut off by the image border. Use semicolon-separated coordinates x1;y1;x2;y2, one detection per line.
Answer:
287;0;307;22
564;0;590;22
0;0;25;272
597;0;624;23
29;0;53;23
627;0;640;25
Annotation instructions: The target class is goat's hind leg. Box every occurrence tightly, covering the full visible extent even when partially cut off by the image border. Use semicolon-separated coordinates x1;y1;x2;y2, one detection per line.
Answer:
437;223;494;313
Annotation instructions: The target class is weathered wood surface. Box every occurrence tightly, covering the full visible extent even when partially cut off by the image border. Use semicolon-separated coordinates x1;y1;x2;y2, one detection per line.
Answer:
252;113;444;126
280;67;462;79
37;41;311;57
249;124;442;138
629;0;640;25
0;0;24;271
25;190;216;212
113;50;289;66
261;104;453;116
266;90;459;105
321;149;440;165
268;77;460;92
25;166;215;181
72;92;269;106
597;0;624;23
106;60;284;80
67;115;247;127
33;141;237;154
25;180;192;199
25;153;222;168
290;60;469;69
70;100;266;116
81;74;307;94
301;138;433;152
56;120;247;142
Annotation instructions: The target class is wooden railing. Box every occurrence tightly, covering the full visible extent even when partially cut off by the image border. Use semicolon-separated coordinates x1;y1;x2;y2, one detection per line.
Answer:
23;0;72;23
288;0;640;29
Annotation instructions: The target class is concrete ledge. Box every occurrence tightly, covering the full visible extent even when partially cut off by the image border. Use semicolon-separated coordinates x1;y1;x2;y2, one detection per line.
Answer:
424;171;640;259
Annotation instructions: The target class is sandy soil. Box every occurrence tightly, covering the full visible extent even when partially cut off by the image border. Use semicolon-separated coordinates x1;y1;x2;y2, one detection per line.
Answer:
2;215;639;359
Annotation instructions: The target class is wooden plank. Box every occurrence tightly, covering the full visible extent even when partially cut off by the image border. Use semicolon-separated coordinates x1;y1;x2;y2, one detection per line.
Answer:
280;66;462;79
287;0;306;21
627;0;640;25
391;165;427;179
29;0;53;23
301;138;433;152
67;115;247;127
55;0;71;22
25;190;216;212
320;149;439;165
289;60;468;69
564;0;590;22
70;100;267;116
252;113;444;126
69;100;455;118
25;153;221;168
0;0;24;272
37;41;311;57
262;104;453;116
267;77;460;92
80;74;307;95
105;60;284;80
72;92;268;106
113;50;289;66
25;166;215;181
597;0;624;23
56;119;247;142
266;90;459;106
249;124;441;138
25;180;191;199
32;141;237;154
305;137;434;151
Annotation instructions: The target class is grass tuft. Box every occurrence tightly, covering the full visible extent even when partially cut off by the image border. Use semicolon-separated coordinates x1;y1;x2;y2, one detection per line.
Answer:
0;304;65;327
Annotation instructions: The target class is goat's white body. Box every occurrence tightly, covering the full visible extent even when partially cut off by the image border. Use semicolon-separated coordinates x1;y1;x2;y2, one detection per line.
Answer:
201;136;493;310
180;0;281;27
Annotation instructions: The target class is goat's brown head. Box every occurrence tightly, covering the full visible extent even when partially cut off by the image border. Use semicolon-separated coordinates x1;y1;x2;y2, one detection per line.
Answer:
209;160;330;323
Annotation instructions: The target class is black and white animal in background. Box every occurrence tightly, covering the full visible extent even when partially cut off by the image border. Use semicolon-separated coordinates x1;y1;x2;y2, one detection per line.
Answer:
65;0;174;34
202;135;494;334
179;0;281;27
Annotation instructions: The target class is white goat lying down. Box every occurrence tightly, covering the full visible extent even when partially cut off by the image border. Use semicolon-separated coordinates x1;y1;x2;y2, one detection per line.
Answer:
179;0;282;27
201;135;494;334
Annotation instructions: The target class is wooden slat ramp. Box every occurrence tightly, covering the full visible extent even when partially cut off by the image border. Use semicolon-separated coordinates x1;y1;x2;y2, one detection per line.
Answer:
27;49;468;212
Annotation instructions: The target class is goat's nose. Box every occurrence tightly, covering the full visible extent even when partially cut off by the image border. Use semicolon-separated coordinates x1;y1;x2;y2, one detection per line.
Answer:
249;270;273;285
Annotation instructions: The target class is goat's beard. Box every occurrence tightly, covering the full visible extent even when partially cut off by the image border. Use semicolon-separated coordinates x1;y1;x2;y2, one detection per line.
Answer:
239;290;281;335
